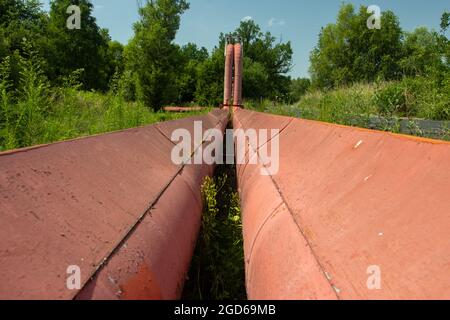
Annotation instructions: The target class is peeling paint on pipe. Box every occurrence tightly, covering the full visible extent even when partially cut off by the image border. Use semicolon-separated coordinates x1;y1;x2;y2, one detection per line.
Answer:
234;108;450;300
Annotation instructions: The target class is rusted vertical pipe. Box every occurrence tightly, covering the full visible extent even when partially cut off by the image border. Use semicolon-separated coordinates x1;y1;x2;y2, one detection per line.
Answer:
223;43;234;106
233;43;243;107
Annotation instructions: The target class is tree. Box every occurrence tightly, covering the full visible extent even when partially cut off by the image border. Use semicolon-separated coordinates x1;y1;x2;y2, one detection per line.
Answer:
309;4;403;89
289;78;311;102
126;0;189;110
232;20;293;99
0;0;48;88
195;46;224;106
176;43;208;103
440;11;450;70
441;11;450;33
45;0;111;90
243;58;269;100
399;12;449;81
400;27;443;77
195;20;293;106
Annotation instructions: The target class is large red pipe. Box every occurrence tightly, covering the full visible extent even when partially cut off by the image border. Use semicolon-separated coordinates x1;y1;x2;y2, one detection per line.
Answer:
0;110;228;300
233;108;450;300
233;43;243;107
223;44;234;106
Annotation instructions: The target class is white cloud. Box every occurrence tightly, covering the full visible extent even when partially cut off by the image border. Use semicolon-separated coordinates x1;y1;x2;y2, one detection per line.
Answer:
241;16;253;22
268;17;286;27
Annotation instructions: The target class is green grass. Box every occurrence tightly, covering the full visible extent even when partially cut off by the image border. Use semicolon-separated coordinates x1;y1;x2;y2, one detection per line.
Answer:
246;82;377;125
246;77;450;140
0;88;208;151
0;52;209;152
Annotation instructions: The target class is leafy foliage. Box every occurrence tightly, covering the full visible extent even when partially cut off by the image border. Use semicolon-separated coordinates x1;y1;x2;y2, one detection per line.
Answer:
0;0;47;89
289;77;311;102
234;20;293;99
183;165;245;300
177;43;208;103
310;4;403;89
193;20;294;106
0;0;117;91
400;28;445;77
126;0;189;110
194;47;225;106
0;41;206;151
45;0;113;90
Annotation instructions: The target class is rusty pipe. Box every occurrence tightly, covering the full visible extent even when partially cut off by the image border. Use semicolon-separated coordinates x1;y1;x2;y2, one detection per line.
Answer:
223;44;234;106
233;43;243;107
233;108;450;300
0;110;229;300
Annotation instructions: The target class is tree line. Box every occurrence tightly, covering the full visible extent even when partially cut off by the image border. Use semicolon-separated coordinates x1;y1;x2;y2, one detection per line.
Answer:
0;0;297;111
1;1;448;111
309;4;450;89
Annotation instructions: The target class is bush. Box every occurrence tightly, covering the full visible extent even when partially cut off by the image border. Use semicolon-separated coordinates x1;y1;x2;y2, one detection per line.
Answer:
289;78;311;103
0;43;50;150
0;56;15;149
0;50;208;152
296;83;376;126
424;75;450;120
373;77;450;120
374;82;408;116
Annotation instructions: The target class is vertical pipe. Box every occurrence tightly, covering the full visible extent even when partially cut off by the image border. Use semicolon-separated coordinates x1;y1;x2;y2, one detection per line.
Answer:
223;44;234;106
233;43;243;107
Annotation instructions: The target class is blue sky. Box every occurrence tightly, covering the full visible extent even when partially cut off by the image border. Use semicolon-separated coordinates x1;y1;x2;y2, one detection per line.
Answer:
42;0;449;78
